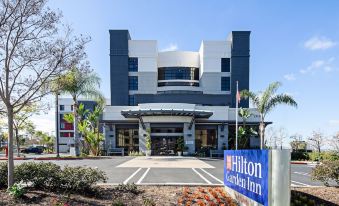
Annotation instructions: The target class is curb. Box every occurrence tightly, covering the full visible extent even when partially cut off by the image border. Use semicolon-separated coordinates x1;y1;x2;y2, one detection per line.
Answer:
33;157;113;161
291;161;318;165
0;157;26;160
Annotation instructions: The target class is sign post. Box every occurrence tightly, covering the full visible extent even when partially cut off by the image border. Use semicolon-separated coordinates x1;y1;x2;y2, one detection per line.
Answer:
224;149;290;206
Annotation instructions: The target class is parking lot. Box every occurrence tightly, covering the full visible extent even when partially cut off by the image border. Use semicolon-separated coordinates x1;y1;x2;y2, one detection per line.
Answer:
10;156;327;187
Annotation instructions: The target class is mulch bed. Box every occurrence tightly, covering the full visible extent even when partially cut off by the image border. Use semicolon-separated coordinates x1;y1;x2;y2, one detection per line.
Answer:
0;186;338;206
292;186;339;206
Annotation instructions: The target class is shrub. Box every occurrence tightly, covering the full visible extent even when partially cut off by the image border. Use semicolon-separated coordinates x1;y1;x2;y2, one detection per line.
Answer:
291;152;309;161
59;165;107;193
7;183;26;199
0;162;7;188
309;152;339;162
0;161;107;194
311;160;339;186
143;197;156;206
15;162;62;190
115;183;140;194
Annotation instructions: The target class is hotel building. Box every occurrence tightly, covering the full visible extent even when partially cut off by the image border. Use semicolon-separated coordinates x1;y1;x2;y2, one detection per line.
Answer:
100;30;261;155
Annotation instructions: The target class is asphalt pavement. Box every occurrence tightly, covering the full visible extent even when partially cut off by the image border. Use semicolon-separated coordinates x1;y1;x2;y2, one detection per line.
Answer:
4;156;330;187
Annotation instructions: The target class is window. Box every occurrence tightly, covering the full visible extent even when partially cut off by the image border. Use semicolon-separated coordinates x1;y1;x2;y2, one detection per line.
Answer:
71;105;73;111
221;58;230;72
116;128;139;153
128;76;138;90
221;77;231;91
128;95;136;106
158;67;199;80
128;58;138;72
60;132;74;138
60;105;65;111
195;129;218;151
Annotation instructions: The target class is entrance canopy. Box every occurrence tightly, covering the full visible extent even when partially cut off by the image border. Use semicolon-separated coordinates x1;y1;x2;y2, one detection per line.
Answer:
121;109;213;118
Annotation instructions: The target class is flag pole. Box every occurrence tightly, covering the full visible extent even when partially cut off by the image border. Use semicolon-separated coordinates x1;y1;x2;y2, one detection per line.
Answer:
235;81;239;150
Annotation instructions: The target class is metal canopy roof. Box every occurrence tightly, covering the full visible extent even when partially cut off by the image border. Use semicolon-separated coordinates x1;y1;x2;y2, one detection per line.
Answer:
121;109;213;118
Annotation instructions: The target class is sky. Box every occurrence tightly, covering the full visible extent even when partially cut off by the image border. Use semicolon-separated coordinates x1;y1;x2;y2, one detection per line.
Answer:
32;0;339;145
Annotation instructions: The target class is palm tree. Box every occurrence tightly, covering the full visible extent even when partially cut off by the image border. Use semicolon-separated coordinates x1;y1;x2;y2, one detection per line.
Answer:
241;82;297;149
58;67;102;156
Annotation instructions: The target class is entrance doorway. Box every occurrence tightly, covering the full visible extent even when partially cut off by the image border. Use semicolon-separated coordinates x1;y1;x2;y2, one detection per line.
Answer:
151;136;179;155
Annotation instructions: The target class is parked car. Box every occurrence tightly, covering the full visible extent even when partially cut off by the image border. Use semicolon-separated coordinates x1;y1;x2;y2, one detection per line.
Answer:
21;146;43;154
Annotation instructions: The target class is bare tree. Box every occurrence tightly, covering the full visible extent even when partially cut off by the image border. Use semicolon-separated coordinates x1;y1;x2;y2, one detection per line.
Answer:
290;133;305;151
0;0;89;187
308;131;326;153
276;127;288;149
13;103;46;157
265;126;277;149
330;132;339;154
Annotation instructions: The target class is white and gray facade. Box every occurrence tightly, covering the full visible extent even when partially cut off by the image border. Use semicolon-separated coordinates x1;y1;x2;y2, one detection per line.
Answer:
102;30;261;155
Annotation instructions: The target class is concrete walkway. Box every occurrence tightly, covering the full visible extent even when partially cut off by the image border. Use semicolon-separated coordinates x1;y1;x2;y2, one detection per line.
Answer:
117;156;214;168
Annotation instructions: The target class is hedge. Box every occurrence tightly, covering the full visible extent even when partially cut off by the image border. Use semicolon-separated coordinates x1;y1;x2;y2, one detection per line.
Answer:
0;162;107;194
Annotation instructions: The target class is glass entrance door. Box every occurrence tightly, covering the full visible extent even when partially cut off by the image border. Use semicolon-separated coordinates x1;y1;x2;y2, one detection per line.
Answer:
151;136;178;155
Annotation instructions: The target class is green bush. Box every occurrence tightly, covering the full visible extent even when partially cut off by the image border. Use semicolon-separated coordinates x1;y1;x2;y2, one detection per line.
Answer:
0;162;7;188
309;152;339;162
59;165;107;193
7;183;26;199
291;152;309;161
115;183;140;195
15;162;62;190
311;160;339;186
0;162;107;194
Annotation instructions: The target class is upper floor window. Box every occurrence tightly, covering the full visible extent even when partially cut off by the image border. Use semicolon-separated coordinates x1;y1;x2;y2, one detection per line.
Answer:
128;76;138;90
158;67;199;80
128;58;138;72
60;105;65;111
128;95;136;106
221;58;230;72
71;105;73;111
221;77;231;91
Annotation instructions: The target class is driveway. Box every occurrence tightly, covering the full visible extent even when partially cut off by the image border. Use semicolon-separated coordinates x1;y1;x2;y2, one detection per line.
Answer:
10;156;328;187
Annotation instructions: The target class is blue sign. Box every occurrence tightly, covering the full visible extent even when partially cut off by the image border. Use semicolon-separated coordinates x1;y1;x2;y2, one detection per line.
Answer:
224;150;269;206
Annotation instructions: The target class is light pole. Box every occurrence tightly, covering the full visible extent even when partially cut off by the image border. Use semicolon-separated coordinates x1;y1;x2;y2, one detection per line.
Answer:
55;92;60;158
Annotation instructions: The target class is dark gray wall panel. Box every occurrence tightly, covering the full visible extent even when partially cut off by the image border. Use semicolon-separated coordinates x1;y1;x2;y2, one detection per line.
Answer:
109;30;130;106
231;31;250;108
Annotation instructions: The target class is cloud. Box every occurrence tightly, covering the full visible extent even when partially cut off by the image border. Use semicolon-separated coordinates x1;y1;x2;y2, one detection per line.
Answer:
304;36;337;50
329;120;339;127
283;73;296;81
160;43;178;52
300;57;335;74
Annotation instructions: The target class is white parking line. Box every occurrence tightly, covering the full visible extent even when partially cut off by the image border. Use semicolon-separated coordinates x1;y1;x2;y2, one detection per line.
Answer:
137;168;150;184
291;180;311;187
294;171;310;176
192;168;212;184
200;168;224;184
123;167;142;184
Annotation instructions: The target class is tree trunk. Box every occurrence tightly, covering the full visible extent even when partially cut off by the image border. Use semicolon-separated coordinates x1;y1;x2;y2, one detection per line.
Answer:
259;122;265;150
15;128;20;157
55;93;60;157
7;106;14;188
73;98;80;156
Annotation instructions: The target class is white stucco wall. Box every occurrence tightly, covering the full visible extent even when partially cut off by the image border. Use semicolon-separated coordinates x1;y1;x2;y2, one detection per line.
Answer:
158;51;200;68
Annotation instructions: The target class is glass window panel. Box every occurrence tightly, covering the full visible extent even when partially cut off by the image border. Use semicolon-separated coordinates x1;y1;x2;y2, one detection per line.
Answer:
128;76;138;90
128;58;138;72
221;58;230;72
221;77;231;91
